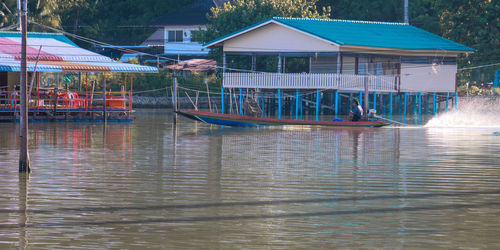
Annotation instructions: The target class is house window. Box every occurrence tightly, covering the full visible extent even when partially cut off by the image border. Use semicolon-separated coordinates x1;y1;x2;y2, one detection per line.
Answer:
168;30;183;42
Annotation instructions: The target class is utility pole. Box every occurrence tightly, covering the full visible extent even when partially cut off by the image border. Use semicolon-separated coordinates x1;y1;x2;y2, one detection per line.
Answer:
404;0;409;24
16;0;21;30
19;0;30;172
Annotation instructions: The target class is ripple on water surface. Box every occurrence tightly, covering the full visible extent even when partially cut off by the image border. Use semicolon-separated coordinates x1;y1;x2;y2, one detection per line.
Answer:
1;109;500;249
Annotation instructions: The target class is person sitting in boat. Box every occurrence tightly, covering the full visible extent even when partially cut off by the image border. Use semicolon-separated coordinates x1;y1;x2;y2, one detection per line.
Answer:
348;99;363;122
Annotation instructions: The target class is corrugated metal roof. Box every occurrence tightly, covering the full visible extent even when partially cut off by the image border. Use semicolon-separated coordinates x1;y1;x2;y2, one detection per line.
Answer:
205;17;474;52
0;31;158;73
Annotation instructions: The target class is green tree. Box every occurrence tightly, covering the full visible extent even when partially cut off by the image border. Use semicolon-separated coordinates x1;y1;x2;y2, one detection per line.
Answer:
196;0;331;70
438;0;500;67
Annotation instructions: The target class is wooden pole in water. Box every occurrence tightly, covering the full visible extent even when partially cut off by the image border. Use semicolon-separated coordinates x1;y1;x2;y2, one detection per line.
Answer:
172;76;178;112
19;0;30;172
172;75;178;124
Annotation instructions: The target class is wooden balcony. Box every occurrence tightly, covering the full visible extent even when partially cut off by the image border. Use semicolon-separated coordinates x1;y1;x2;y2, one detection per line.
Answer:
223;72;400;92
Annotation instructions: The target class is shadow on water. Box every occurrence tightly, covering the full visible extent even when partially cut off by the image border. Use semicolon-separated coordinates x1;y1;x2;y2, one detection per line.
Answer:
1;199;500;229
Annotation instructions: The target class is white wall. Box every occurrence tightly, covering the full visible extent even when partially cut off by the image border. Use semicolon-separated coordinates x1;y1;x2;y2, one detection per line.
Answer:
400;63;457;92
224;23;339;52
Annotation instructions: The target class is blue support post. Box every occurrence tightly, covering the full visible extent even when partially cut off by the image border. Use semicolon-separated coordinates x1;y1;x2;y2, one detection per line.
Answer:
494;70;499;89
389;92;393;119
413;94;417;115
433;92;437;116
300;94;303;120
426;94;430;120
334;91;339;119
221;88;224;114
278;89;282;119
382;93;385;115
316;89;320;121
261;94;265;117
359;91;363;107
418;92;422;125
398;94;401;115
239;88;243;115
446;92;449;112
403;92;407;119
373;91;377;110
455;92;458;111
295;90;299;120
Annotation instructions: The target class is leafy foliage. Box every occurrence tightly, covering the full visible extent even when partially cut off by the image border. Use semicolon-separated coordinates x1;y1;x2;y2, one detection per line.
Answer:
194;0;330;71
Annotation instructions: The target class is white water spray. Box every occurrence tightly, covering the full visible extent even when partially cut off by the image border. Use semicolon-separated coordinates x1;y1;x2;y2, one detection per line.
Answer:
425;97;500;128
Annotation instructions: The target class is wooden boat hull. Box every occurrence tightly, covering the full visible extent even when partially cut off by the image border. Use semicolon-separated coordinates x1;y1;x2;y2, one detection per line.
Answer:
176;110;389;127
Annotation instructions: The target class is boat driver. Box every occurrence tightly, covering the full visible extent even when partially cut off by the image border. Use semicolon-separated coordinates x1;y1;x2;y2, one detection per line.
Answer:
349;99;363;122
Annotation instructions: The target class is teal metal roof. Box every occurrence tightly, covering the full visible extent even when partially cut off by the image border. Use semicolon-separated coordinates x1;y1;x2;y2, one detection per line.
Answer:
205;17;474;52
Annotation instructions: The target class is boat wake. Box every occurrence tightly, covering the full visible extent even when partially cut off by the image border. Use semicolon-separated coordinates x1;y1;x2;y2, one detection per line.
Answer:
425;97;500;128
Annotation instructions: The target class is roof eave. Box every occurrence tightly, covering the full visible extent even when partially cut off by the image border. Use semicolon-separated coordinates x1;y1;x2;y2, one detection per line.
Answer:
204;18;342;49
340;44;475;55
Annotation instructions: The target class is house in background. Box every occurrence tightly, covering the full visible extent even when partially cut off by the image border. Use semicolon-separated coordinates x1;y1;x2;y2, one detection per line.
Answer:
138;0;230;65
206;17;474;93
205;17;474;119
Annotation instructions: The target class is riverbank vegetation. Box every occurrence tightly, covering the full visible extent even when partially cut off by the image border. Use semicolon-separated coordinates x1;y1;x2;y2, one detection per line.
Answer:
0;0;498;95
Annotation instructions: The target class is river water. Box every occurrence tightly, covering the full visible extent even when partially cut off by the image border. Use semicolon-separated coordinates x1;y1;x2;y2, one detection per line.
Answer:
1;106;500;249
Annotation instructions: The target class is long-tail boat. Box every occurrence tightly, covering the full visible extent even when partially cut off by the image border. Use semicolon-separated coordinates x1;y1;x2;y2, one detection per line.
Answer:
176;110;389;127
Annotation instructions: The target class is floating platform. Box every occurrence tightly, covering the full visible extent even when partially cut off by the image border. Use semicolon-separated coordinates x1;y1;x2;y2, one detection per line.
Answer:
0;109;134;122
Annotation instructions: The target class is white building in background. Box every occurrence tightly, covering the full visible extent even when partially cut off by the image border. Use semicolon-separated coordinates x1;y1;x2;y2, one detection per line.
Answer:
205;17;474;93
141;0;230;59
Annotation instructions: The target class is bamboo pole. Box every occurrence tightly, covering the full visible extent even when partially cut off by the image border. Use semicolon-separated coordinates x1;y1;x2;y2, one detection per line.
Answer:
205;79;211;112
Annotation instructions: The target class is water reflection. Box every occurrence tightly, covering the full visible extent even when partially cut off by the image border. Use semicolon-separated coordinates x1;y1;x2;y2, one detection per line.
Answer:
18;173;29;250
1;110;500;248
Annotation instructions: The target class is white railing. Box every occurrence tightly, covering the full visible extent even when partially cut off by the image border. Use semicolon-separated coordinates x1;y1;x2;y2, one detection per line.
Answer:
223;72;398;92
